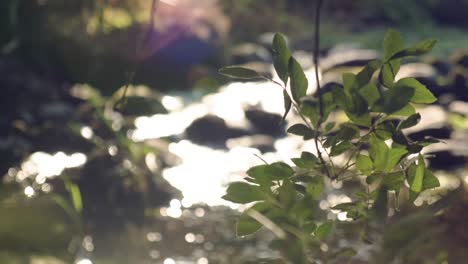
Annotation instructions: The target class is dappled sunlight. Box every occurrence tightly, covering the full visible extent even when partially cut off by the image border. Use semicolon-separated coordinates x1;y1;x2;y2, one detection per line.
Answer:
163;140;263;206
17;152;87;180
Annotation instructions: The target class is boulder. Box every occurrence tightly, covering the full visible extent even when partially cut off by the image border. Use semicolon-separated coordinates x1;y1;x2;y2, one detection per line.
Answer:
184;115;249;146
426;151;466;170
245;108;285;136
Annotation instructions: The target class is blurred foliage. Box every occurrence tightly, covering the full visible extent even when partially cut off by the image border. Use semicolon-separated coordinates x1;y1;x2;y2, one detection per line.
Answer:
0;57;176;260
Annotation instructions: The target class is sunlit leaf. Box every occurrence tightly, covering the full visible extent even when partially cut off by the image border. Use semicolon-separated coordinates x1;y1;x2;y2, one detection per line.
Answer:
383;29;404;61
395;78;437;104
219;66;261;79
356;154;373;176
369;136;389;171
423;169;440;189
391;39;437;60
223;182;266;204
381;85;415;114
391;103;416;116
384;148;407;172
356;60;382;88
343;73;357;92
379;60;400;88
408;155;425;193
247;162;294;181
359;83;380;107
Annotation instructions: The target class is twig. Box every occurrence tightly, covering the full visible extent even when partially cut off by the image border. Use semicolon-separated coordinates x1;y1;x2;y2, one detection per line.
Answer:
113;0;160;110
312;0;332;179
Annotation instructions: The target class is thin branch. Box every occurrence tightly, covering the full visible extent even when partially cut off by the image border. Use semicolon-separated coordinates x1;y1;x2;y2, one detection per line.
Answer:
314;0;325;121
312;0;332;178
114;0;160;111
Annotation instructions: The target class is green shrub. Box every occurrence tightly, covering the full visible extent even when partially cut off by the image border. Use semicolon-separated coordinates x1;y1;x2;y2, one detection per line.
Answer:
220;28;442;263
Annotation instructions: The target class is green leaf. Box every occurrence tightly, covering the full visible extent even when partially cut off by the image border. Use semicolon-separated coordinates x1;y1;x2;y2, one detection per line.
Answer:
219;66;261;79
379;60;400;88
321;92;337;120
391;39;437;60
247;162;295;181
349;91;368;116
300;100;320;127
359;83;380;107
237;213;262;236
272;33;291;84
369;136;389;171
382;171;405;191
278;179;296;207
384;148;407;172
289;57;308;103
381;85;415;114
347;112;372;127
325;122;335;132
236;202;272;236
391;103;416;117
356;155;373;176
287;124;315;139
343;73;357;92
331;85;348;110
356;60;382;88
306;177;323;199
223;182;266;204
418;136;441;147
65;182;83;213
119;96;168;116
423;169;440;189
282;90;292;122
366;173;382;185
383;29;404;61
336;123;360;141
292;152;319;169
399;113;421;130
315;221;334;240
408;155;425;193
330;141;353;156
375;121;396;140
395;78;437;104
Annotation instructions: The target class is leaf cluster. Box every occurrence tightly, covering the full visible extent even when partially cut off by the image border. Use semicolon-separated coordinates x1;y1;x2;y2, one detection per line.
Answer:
219;30;441;262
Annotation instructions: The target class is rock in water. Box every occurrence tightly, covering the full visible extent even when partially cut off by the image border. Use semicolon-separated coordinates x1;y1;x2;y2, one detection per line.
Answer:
184;115;249;147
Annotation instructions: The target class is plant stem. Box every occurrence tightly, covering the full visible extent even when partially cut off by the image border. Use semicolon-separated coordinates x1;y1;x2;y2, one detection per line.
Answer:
312;0;332;179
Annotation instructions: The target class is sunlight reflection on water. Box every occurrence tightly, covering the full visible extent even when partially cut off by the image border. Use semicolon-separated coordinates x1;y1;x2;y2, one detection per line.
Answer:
133;73;323;206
